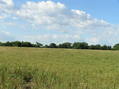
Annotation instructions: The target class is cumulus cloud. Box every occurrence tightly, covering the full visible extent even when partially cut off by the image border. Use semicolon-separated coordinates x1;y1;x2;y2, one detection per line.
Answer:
0;0;119;45
0;0;14;19
16;1;110;31
0;0;14;6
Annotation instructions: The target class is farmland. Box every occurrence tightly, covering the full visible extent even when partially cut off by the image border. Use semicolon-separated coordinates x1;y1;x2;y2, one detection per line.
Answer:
0;47;119;89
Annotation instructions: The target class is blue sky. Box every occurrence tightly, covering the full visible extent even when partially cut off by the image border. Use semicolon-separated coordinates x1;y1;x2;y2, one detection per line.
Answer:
0;0;119;45
14;0;119;23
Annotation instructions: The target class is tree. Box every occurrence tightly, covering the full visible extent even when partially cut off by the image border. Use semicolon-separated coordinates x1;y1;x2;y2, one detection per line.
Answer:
21;41;33;47
0;42;2;46
73;42;88;49
4;41;12;46
101;45;111;50
35;42;43;48
49;43;57;48
11;41;21;47
44;45;49;48
107;46;112;50
0;41;112;50
89;44;101;49
58;42;72;48
73;42;81;49
113;44;119;50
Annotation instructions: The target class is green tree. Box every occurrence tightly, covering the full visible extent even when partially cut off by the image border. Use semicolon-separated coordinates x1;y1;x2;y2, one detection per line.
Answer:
73;42;88;49
35;42;43;48
58;42;72;48
49;43;57;48
11;41;21;47
113;44;119;50
4;41;13;46
21;41;33;47
101;45;111;50
89;44;101;49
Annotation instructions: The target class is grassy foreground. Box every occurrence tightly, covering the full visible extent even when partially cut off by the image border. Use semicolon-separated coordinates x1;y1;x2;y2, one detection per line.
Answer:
0;47;119;89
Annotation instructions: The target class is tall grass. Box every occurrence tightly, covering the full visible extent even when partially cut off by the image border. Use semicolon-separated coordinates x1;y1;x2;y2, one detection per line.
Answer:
0;47;119;89
0;66;89;89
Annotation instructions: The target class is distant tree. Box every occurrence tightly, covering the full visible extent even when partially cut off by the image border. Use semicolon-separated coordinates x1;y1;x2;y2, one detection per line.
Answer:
0;42;2;46
49;43;57;48
79;42;88;49
89;44;111;50
0;41;112;50
113;44;119;50
11;41;21;47
58;42;72;48
107;46;112;50
89;44;101;49
101;45;111;50
21;41;33;47
72;42;81;49
73;42;88;49
4;41;13;46
35;42;43;48
101;45;106;50
44;45;49;48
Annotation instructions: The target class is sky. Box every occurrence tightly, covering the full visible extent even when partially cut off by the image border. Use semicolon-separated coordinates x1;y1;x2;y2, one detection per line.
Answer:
0;0;119;45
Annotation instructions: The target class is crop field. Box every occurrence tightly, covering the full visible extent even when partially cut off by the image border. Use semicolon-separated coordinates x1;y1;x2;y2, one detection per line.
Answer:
0;47;119;89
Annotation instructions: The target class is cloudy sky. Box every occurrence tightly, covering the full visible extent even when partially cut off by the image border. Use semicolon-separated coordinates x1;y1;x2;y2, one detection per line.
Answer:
0;0;119;45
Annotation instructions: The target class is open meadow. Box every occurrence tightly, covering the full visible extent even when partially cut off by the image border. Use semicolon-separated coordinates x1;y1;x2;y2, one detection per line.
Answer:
0;47;119;89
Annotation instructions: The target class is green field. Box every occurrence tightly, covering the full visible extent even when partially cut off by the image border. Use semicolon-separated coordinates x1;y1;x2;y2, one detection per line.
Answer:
0;47;119;89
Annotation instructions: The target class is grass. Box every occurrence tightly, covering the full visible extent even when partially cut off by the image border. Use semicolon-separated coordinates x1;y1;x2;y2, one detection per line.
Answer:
0;47;119;89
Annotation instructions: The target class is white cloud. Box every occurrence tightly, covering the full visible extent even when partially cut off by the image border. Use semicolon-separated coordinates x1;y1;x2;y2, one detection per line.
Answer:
0;0;14;19
0;30;14;41
87;37;100;45
0;0;119;45
23;34;80;43
16;1;110;31
0;16;5;19
0;0;14;6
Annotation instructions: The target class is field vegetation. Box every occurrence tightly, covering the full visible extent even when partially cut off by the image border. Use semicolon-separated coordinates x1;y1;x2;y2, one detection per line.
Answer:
0;47;119;89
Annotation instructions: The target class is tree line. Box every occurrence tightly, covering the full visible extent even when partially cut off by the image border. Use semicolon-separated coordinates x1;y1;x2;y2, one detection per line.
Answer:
1;41;119;50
